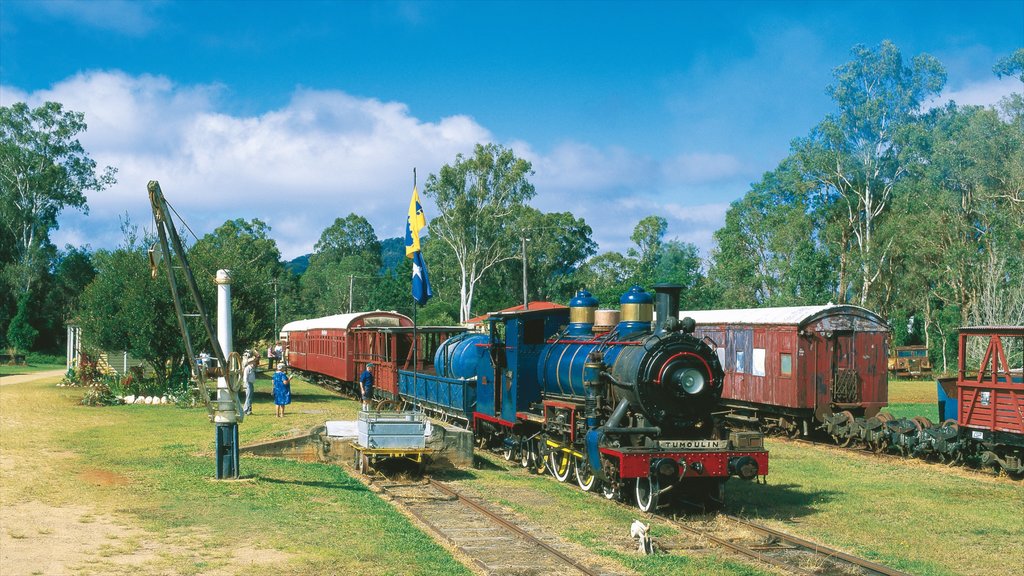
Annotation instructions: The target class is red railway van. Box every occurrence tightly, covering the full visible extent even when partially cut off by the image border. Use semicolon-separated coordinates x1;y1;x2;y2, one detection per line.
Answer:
679;305;890;432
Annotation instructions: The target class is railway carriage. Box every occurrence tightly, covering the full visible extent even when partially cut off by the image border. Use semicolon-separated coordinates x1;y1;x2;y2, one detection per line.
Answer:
679;305;890;441
281;311;464;399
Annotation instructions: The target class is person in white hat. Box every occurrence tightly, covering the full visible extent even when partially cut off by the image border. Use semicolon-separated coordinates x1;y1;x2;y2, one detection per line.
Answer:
359;363;375;412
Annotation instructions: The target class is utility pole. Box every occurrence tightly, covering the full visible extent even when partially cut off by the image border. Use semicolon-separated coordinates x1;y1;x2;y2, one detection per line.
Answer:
349;275;354;313
521;236;529;310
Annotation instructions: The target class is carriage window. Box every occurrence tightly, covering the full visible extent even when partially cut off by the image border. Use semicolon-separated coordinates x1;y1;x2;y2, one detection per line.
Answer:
780;353;793;376
735;350;745;374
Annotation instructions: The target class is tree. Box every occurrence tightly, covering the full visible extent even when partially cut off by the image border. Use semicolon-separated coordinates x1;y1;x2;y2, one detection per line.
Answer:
78;225;182;387
312;214;382;269
188;218;286;348
5;292;38;354
795;41;945;307
519;208;597;303
708;160;833;307
0;102;116;296
300;215;384;316
424;143;536;322
628;216;668;288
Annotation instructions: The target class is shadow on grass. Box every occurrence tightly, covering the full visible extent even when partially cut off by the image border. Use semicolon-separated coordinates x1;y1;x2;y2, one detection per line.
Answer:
258;476;364;491
430;468;480;481
726;481;841;521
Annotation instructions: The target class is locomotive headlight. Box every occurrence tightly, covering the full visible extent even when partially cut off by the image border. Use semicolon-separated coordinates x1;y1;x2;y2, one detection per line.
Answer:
675;368;706;395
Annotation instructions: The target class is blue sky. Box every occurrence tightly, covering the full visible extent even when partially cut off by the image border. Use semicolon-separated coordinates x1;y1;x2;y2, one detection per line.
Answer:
2;1;1022;260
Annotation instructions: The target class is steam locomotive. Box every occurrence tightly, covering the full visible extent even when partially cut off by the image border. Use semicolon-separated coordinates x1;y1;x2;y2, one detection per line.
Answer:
400;284;769;511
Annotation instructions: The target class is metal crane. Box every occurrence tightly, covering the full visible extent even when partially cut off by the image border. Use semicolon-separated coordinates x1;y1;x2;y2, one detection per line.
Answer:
148;180;244;479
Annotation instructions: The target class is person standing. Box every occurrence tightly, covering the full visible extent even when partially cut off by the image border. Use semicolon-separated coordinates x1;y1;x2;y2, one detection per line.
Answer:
273;362;291;417
359;363;374;412
242;353;257;415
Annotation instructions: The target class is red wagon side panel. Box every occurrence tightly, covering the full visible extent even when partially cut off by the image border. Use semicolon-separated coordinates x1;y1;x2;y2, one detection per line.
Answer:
957;329;1024;436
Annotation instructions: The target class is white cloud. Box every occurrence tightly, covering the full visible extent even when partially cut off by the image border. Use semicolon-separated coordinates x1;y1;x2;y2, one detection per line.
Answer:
9;70;736;260
927;76;1023;109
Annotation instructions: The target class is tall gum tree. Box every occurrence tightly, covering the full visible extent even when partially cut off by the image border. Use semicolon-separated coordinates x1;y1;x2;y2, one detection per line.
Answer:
0;102;116;295
423;143;536;322
795;41;945;306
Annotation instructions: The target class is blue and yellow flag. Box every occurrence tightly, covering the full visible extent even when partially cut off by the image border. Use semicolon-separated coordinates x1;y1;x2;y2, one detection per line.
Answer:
411;250;433;305
405;183;433;305
405;185;426;257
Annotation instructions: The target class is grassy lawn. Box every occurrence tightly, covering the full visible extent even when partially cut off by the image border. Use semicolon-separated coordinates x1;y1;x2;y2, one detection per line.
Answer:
4;370;1021;576
0;363;66;376
1;371;469;576
886;378;940;420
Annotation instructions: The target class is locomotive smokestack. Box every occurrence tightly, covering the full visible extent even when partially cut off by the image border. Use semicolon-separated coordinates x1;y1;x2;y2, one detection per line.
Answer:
652;283;682;335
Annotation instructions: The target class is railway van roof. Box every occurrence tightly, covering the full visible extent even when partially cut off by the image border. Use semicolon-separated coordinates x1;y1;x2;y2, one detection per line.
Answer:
677;304;887;329
280;311;411;332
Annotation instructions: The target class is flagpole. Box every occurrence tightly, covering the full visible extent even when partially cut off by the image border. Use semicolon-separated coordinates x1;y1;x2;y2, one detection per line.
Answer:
412;168;419;413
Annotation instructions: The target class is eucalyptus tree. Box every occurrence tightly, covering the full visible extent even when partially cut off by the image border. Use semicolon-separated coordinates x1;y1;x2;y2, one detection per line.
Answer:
794;41;945;307
0;102;116;295
628;216;668;289
423;143;536;322
708;159;832;307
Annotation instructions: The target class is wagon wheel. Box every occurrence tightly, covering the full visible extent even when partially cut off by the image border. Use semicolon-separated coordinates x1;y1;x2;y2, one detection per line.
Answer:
831;411;854;445
940;419;961;466
574;456;598;492
635;476;660;513
354;449;366;474
548;449;574;482
375;399;399;411
912;416;934;430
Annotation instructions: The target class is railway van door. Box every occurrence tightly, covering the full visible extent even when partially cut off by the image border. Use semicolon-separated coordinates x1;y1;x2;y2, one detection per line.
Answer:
831;331;861;405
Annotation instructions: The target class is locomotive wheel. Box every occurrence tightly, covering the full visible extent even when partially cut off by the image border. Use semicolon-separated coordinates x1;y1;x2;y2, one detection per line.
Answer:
519;441;532;469
548;450;574;482
502;444;515;461
635;476;660;513
530;440;547;475
601;482;621;501
574;457;598;492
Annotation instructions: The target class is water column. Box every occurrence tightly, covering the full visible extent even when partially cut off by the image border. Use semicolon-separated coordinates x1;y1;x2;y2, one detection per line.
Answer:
214;269;240;479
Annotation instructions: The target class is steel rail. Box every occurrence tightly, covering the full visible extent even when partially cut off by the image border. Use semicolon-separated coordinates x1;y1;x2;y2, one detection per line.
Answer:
425;479;604;576
662;517;818;576
722;514;912;576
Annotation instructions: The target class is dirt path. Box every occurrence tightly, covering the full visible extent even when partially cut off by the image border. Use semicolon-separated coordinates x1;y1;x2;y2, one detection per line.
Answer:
0;369;66;386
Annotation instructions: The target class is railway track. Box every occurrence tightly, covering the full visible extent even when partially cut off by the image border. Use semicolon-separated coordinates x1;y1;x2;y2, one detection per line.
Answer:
476;450;910;576
371;476;627;576
661;513;910;576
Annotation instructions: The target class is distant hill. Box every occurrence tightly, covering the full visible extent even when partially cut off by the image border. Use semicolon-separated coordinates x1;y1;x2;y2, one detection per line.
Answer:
285;254;309;276
283;237;403;277
380;237;404;273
